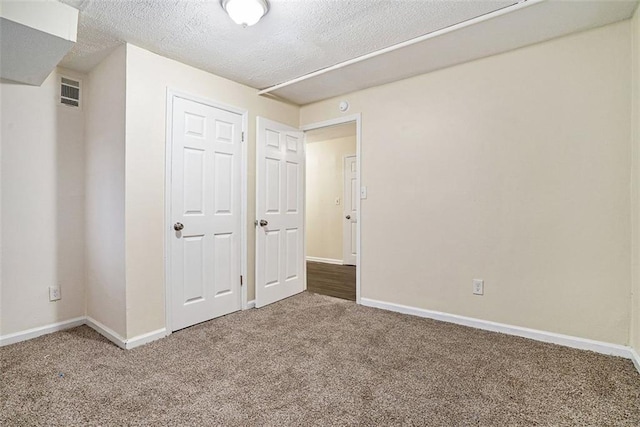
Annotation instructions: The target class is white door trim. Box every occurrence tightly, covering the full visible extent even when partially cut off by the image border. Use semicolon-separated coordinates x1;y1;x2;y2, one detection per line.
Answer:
301;114;362;304
164;89;249;336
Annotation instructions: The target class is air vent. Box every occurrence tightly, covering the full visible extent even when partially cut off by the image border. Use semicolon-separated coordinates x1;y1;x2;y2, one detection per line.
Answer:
60;76;80;108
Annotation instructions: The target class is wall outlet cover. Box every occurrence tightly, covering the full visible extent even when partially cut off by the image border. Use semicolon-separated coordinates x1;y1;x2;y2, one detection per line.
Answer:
49;286;61;301
473;279;484;296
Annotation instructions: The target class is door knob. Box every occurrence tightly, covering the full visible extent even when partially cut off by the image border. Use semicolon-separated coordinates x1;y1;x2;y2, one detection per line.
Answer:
345;215;351;220
259;219;268;227
174;222;184;231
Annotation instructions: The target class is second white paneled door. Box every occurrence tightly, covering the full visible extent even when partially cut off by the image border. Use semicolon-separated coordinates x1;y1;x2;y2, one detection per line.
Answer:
343;155;357;266
256;117;305;308
170;96;243;331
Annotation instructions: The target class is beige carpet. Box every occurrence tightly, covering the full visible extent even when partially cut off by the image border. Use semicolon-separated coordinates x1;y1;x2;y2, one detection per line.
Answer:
1;292;639;426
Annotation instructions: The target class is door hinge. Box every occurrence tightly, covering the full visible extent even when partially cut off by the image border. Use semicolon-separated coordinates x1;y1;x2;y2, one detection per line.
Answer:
240;275;243;286
241;131;245;142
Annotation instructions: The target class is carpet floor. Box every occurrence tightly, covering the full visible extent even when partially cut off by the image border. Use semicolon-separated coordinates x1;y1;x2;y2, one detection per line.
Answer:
1;292;639;426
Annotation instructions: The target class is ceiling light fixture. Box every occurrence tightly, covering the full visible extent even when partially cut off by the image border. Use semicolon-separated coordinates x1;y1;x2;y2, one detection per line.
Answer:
221;0;269;27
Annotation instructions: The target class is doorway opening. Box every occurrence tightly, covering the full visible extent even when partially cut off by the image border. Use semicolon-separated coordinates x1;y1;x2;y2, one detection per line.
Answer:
304;121;358;301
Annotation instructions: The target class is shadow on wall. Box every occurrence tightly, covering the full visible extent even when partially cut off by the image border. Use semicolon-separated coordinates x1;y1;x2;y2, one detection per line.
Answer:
0;69;86;335
55;72;86;322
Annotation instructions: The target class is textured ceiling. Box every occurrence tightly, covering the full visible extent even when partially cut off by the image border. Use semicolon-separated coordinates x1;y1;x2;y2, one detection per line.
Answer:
58;0;516;88
268;0;640;104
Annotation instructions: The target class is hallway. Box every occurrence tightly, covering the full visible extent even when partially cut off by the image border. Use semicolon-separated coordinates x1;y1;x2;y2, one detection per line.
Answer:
306;261;356;301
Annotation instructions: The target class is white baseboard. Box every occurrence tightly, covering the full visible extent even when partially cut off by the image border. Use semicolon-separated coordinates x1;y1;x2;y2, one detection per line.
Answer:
3;300;638;376
631;348;640;374
0;316;86;347
85;317;127;349
360;298;638;369
85;317;167;350
125;328;167;350
306;256;343;265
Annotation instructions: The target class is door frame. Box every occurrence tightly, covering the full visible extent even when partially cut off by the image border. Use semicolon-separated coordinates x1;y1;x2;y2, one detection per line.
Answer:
164;89;249;335
301;114;362;304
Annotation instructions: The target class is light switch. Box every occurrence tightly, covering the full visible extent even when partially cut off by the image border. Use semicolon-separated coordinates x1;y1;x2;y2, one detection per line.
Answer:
335;197;340;205
360;186;367;199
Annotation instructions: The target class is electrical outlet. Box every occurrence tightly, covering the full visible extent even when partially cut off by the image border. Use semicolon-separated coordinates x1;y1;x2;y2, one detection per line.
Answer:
473;279;484;296
49;286;61;301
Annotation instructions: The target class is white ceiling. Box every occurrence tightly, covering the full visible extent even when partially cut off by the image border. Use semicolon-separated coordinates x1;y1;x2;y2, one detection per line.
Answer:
266;0;640;104
58;0;516;87
57;0;639;105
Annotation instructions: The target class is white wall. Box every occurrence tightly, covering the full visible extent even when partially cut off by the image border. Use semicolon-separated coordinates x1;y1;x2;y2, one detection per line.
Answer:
631;7;640;352
84;45;127;338
1;67;86;335
124;44;299;338
301;21;632;345
306;136;356;261
1;17;635;352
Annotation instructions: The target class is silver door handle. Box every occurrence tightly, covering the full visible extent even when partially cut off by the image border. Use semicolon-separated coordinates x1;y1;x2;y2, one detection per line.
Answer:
174;222;184;231
259;219;268;227
345;215;351;220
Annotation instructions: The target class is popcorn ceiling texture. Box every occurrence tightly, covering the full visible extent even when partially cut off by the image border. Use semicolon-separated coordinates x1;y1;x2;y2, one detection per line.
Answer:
57;0;514;88
269;0;640;104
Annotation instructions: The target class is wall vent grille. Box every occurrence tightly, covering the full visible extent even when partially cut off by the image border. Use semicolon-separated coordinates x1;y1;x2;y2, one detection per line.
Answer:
60;77;80;108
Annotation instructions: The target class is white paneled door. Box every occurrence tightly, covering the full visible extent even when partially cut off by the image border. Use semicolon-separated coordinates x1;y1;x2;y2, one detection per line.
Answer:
256;117;305;308
343;155;357;266
170;96;242;331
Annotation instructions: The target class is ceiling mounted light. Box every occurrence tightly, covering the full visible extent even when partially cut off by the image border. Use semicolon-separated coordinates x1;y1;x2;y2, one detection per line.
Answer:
221;0;269;27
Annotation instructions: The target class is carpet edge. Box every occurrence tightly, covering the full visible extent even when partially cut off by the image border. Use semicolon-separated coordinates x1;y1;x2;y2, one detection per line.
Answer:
0;316;86;347
361;297;639;373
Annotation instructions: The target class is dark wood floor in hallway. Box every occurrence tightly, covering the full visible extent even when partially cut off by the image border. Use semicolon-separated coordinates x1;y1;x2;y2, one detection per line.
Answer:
306;261;356;301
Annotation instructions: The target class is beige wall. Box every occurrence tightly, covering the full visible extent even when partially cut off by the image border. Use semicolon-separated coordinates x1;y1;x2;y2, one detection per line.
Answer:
632;7;640;352
306;136;356;261
85;45;127;337
301;22;632;344
124;44;299;338
1;67;86;335
1;16;636;352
